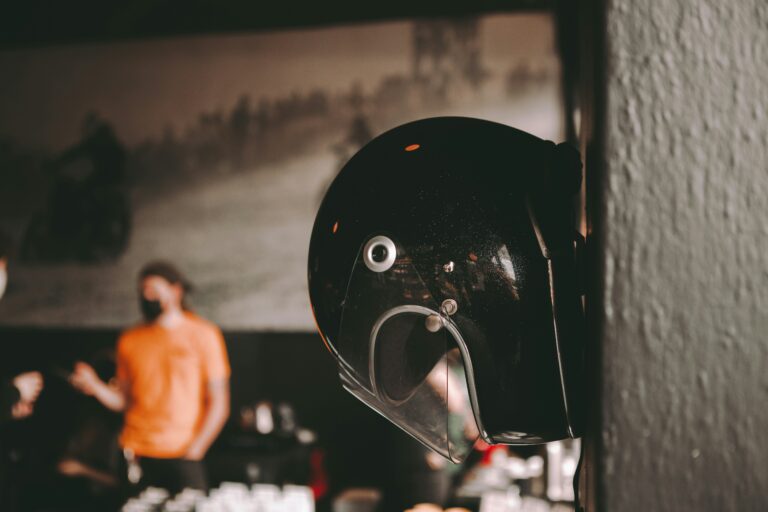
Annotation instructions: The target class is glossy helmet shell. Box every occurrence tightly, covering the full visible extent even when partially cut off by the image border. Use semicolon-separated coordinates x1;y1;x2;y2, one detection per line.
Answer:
308;117;584;444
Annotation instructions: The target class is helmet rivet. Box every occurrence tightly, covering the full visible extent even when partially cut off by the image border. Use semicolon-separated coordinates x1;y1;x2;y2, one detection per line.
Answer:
441;299;458;316
425;314;444;333
443;261;455;273
363;236;397;272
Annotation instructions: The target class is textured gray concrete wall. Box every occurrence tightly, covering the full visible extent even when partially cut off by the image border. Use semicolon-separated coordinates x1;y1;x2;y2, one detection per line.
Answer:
601;0;768;510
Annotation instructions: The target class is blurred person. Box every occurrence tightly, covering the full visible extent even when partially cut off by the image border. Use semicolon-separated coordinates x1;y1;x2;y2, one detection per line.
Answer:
70;261;230;494
0;230;45;421
0;231;45;510
0;372;43;511
43;348;125;512
382;350;478;511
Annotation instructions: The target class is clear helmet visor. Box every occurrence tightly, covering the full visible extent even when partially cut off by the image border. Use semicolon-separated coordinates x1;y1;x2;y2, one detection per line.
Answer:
332;236;480;463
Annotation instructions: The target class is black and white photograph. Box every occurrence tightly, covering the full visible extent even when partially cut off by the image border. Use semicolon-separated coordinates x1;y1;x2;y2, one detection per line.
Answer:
0;13;562;330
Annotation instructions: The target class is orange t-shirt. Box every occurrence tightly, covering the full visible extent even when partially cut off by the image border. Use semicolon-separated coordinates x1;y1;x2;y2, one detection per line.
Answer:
116;312;230;458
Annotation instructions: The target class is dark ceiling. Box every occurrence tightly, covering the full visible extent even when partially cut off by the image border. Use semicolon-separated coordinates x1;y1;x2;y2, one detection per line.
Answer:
1;0;549;49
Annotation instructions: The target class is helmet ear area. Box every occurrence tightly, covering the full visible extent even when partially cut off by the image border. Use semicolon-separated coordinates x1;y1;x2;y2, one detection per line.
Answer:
527;143;583;259
527;143;585;437
554;142;583;196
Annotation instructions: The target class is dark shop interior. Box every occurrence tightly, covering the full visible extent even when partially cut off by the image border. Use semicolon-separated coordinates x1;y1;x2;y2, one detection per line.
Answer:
1;1;766;511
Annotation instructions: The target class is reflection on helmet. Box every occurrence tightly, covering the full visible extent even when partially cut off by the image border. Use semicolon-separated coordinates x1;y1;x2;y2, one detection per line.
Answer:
308;117;585;462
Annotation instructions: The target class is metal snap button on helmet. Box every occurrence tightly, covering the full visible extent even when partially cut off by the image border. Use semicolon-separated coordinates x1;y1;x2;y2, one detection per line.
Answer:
363;236;396;272
308;117;585;462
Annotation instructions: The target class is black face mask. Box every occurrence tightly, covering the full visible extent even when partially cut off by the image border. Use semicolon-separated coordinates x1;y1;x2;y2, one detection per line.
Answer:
140;297;164;322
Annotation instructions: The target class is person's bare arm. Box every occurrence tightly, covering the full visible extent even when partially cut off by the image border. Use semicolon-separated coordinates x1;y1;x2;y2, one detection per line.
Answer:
70;362;128;413
58;458;118;487
185;378;230;460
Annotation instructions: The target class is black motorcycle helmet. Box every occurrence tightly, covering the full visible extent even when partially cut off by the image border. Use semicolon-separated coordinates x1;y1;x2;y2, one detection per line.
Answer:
308;117;584;462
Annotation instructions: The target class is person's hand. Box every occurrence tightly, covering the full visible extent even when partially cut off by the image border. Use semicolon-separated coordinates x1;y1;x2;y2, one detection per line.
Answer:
405;506;470;512
11;400;34;419
404;504;443;512
13;371;43;404
58;458;89;477
183;442;207;461
425;451;447;470
464;416;480;440
69;362;101;396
